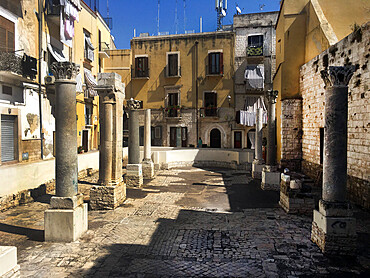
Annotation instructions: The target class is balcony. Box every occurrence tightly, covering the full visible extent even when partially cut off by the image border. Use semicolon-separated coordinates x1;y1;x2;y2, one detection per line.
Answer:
200;107;219;118
247;45;263;57
99;42;110;59
165;107;181;118
0;51;37;80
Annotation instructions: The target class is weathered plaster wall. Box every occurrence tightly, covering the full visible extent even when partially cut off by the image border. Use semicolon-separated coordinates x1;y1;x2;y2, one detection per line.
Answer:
300;23;370;208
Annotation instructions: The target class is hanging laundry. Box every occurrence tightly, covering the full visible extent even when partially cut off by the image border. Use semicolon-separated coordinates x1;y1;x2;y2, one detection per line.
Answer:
244;64;264;89
238;96;268;126
60;0;81;48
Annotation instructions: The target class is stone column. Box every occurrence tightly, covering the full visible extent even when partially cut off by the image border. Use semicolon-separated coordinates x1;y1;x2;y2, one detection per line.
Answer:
311;66;356;255
261;90;280;190
90;73;126;210
45;62;88;242
126;99;143;187
252;108;265;179
142;109;154;179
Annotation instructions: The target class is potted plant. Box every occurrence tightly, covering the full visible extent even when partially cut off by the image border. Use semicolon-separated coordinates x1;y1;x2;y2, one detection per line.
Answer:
78;146;84;154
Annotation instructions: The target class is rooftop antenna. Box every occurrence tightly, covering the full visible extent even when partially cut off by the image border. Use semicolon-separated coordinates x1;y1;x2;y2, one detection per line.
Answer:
235;3;242;14
107;0;109;17
175;0;178;34
259;4;265;11
216;0;227;31
157;0;160;35
183;0;186;33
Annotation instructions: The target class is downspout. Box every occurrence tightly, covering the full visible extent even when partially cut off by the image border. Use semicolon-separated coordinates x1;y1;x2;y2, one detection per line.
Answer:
195;41;199;143
38;0;44;159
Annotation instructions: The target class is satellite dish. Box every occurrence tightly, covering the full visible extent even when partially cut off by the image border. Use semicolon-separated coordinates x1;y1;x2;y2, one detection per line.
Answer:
236;6;242;14
221;9;226;17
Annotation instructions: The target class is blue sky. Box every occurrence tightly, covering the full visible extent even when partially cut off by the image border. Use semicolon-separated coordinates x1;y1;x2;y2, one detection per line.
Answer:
97;0;281;49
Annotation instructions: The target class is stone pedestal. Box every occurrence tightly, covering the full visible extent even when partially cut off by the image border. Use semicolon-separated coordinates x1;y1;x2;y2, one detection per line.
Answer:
0;246;19;278
311;201;356;256
279;173;315;215
90;73;126;210
142;159;154;179
126;164;143;187
261;165;280;191
142;109;155;179
311;66;356;255
252;160;265;179
44;194;88;242
45;62;88;242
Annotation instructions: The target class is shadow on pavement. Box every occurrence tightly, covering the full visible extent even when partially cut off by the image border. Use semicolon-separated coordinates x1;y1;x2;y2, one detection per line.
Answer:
0;223;44;242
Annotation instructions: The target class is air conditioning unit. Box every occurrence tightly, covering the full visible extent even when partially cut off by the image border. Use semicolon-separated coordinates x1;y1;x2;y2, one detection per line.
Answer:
44;75;55;85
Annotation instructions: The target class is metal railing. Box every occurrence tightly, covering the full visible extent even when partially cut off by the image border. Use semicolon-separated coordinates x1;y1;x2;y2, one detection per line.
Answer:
133;68;150;78
200;107;219;117
247;45;263;56
165;107;181;118
99;42;110;52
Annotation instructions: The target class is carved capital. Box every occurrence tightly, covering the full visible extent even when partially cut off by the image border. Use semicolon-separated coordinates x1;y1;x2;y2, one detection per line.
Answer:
51;62;80;80
265;90;278;104
126;98;142;110
320;66;355;88
102;92;116;104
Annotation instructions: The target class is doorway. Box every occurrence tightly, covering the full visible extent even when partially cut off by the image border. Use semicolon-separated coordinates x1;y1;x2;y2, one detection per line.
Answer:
170;127;177;147
210;128;221;148
234;131;242;148
82;130;89;152
1;115;17;162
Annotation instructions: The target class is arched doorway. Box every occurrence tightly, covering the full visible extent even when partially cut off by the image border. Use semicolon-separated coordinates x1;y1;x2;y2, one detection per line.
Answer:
210;128;221;148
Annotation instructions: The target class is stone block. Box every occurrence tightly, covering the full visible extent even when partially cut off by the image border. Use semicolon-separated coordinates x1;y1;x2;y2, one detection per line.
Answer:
318;200;353;217
126;164;143;187
90;183;126;210
311;209;357;255
50;194;84;209
252;161;265;179
261;169;280;191
0;246;19;277
142;160;155;179
126;164;143;176
97;72;124;93
44;203;88;242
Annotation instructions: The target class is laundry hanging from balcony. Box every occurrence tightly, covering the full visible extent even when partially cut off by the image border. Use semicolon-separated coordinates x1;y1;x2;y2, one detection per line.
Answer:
244;65;264;89
60;0;81;48
237;96;267;126
84;68;97;97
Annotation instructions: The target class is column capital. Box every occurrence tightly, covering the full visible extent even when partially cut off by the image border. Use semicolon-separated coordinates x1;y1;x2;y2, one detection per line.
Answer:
51;62;80;80
126;98;142;110
320;66;355;88
265;90;278;104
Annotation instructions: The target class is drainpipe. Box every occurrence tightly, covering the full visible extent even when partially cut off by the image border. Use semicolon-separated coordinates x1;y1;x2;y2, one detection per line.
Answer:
195;41;199;143
38;0;44;159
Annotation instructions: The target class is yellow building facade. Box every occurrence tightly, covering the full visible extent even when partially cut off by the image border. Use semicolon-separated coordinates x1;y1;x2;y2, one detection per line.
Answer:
106;32;236;148
273;0;370;165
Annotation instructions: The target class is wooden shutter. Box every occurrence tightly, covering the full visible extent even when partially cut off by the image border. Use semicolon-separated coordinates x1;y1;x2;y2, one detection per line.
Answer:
135;57;138;77
208;53;212;75
0;15;15;52
144;56;149;76
220;52;224;74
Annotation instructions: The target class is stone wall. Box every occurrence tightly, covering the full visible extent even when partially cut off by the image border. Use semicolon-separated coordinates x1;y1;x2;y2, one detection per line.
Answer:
21;139;42;162
300;23;370;208
280;99;302;171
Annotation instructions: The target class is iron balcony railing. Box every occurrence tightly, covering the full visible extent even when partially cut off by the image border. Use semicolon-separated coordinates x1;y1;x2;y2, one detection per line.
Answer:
200;107;219;117
165;106;181;118
0;51;37;79
99;42;110;52
247;45;263;56
132;67;150;78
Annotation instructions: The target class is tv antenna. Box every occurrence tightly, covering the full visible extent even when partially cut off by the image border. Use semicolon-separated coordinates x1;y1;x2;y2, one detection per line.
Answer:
259;4;265;11
157;0;160;35
175;0;178;34
216;0;227;31
235;3;242;15
183;0;186;33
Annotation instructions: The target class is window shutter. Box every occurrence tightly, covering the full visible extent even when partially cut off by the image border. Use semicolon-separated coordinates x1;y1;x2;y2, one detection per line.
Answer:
208;53;212;75
220;52;224;74
0;27;6;51
144;57;149;76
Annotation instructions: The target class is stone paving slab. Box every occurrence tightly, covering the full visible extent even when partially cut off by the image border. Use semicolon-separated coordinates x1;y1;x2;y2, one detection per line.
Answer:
0;167;369;277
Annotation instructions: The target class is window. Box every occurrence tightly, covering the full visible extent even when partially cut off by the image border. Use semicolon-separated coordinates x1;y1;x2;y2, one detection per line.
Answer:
0;15;15;52
84;30;94;62
247;35;263;56
2;85;12;95
208;52;223;75
203;92;217;117
135;56;149;78
167;92;179;117
85;103;93;126
167;53;180;77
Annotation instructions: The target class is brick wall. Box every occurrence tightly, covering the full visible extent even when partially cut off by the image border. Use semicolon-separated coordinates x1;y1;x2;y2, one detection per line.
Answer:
280;99;302;171
300;23;370;208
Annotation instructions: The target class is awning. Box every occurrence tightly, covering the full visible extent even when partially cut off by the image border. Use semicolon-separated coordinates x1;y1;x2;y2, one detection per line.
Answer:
47;43;67;62
84;68;97;97
244;64;264;89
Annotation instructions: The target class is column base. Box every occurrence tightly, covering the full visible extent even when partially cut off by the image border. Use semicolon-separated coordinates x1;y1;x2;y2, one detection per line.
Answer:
126;164;143;187
89;182;126;210
0;246;19;278
261;166;280;191
44;203;88;242
311;201;356;256
142;160;155;179
252;160;265;179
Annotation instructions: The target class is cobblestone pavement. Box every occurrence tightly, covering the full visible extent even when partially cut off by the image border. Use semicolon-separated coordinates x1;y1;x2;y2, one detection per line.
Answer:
0;167;369;277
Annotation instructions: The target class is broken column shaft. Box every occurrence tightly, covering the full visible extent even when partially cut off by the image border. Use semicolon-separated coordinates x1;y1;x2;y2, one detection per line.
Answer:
142;109;155;179
252;108;265;179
